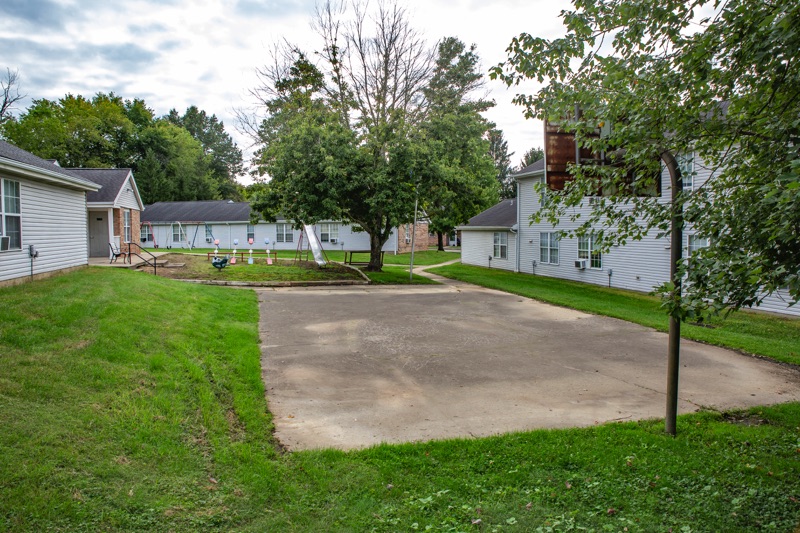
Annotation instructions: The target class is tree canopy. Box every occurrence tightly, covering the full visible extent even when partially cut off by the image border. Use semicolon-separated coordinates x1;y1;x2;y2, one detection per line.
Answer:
1;93;243;205
488;129;514;200
247;1;496;269
492;0;800;317
518;146;544;171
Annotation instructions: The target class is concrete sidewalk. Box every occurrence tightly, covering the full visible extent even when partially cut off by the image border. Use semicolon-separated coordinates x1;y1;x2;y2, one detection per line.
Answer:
257;266;800;451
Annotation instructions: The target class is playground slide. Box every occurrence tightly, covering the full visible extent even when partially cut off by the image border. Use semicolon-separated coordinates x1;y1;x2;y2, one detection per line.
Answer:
303;224;327;266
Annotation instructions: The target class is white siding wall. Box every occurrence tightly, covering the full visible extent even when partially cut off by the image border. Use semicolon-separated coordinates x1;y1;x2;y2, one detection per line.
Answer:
116;176;140;210
0;177;89;282
513;157;798;316
460;230;516;271
143;221;399;253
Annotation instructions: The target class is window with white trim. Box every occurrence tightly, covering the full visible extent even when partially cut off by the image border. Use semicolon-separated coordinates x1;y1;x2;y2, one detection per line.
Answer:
677;153;694;192
247;223;255;241
1;179;21;250
172;224;186;242
493;232;507;259
205;224;213;240
687;234;709;256
578;234;602;269
539;232;559;264
123;210;131;243
320;223;338;242
276;223;293;243
404;225;411;243
141;224;153;242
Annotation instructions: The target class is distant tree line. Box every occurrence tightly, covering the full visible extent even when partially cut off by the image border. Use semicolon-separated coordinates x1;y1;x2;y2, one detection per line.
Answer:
0;90;243;204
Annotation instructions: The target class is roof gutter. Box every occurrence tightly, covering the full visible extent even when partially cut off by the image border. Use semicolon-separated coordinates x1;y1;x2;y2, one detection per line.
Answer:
0;158;101;191
516;181;521;273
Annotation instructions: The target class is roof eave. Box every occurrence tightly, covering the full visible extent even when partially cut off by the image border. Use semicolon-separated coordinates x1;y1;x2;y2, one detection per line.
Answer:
0;158;101;191
458;225;514;231
514;169;545;180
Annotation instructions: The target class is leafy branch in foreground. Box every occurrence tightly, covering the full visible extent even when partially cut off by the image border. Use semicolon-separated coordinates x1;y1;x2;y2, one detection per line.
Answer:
491;0;800;317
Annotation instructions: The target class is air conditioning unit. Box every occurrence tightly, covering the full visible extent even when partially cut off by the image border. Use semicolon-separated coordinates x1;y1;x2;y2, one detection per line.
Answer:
329;238;338;244
574;259;587;270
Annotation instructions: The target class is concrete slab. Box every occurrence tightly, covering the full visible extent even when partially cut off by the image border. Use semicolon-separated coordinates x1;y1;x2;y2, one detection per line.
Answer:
257;283;800;451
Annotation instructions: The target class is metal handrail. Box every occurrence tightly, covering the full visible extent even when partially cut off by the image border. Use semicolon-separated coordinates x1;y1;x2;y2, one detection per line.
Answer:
125;242;158;275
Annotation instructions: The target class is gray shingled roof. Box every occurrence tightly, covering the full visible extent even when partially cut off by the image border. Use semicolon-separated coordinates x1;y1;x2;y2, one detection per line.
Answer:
512;158;545;177
142;201;252;223
464;198;517;228
67;168;132;203
0;140;98;188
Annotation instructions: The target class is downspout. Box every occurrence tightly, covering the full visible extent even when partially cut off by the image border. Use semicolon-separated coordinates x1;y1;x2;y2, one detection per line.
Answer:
515;180;521;273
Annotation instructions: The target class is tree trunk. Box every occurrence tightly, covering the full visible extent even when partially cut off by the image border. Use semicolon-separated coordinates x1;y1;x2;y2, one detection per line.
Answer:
437;231;444;252
366;231;384;272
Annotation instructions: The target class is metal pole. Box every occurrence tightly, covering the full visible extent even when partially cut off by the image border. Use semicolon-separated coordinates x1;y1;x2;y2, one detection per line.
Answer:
409;195;418;282
662;150;683;436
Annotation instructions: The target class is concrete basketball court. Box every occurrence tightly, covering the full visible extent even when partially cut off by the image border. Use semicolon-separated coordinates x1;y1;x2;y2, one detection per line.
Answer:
256;277;800;451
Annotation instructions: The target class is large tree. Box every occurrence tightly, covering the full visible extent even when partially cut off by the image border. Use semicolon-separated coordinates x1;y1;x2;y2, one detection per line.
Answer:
2;93;136;168
2;93;237;204
492;0;799;314
493;0;800;434
167;106;244;200
248;1;447;270
518;146;544;171
419;38;498;250
0;68;25;127
489;129;514;199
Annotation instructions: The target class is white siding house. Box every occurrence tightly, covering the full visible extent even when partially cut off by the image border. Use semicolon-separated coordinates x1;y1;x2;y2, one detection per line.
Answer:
461;157;798;316
0;141;100;285
139;200;416;254
68;168;144;257
458;198;519;271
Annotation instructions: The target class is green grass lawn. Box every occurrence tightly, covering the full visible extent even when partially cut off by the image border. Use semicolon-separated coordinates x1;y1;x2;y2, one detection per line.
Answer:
429;263;800;367
1;269;799;531
359;265;440;285
148;248;459;267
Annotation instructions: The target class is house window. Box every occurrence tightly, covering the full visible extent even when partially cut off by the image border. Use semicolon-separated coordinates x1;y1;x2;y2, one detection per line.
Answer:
578;234;602;269
320;223;338;242
0;179;21;250
276;223;293;243
247;224;255;241
141;225;153;242
123;210;131;243
539;232;559;264
688;234;709;256
677;153;694;192
205;224;213;240
493;232;507;259
404;225;411;244
172;224;186;242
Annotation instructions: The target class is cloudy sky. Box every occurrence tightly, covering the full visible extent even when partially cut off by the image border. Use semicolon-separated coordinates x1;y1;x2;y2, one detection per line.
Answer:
1;0;568;181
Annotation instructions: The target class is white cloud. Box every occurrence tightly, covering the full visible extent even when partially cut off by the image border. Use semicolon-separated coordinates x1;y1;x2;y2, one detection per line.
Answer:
2;0;568;179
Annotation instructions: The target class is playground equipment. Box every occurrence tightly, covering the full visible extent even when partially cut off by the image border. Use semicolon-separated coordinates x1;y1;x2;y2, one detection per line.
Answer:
231;239;238;264
265;238;273;265
294;224;328;266
141;221;158;248
213;239;220;258
212;255;229;271
248;238;254;264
